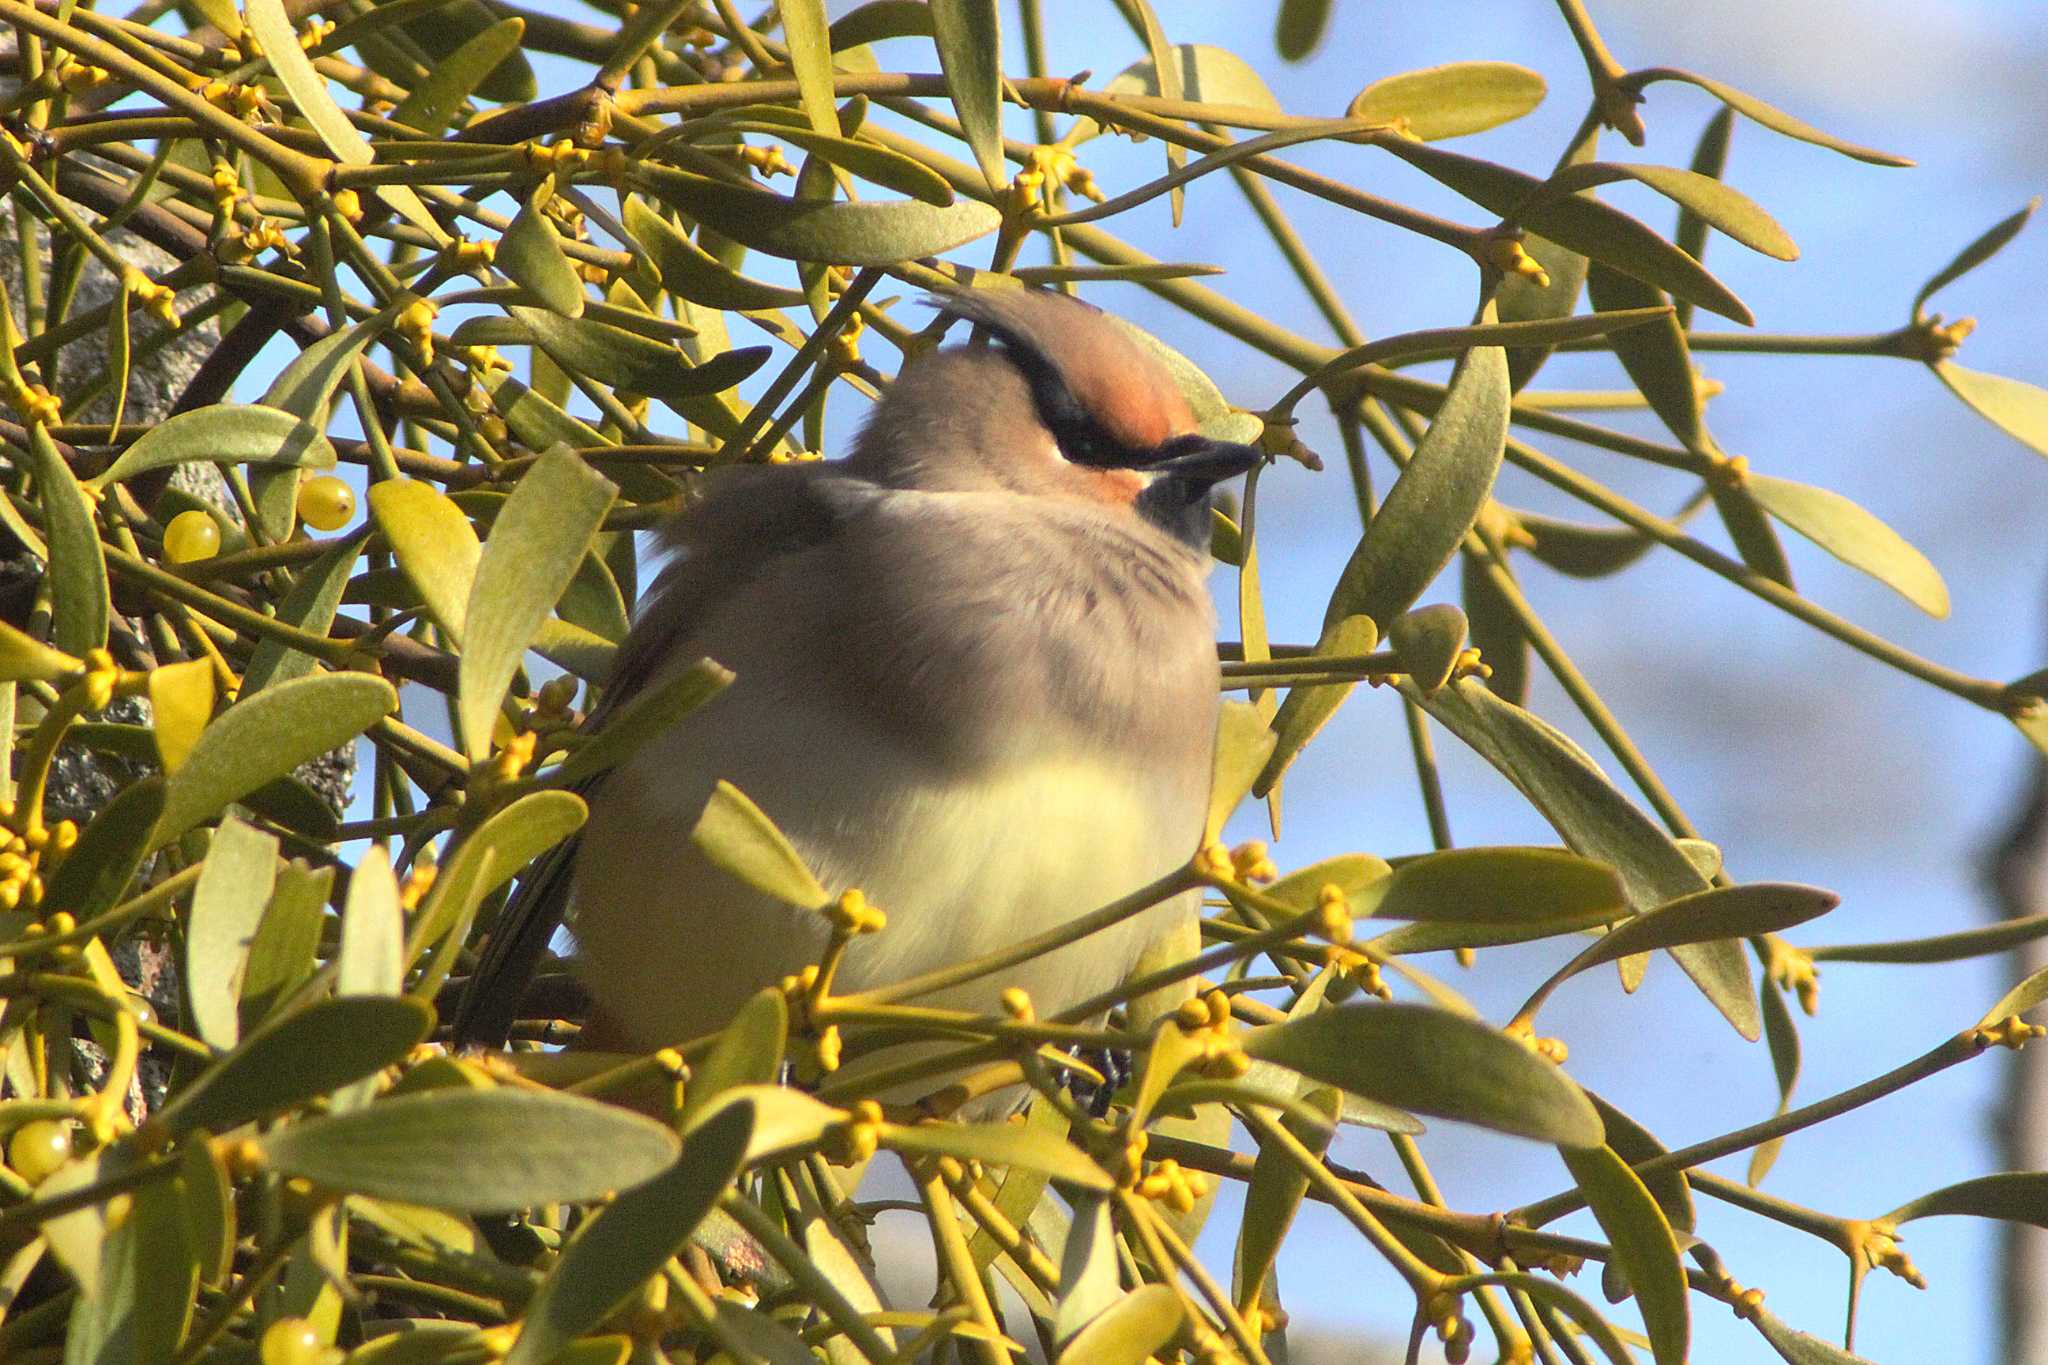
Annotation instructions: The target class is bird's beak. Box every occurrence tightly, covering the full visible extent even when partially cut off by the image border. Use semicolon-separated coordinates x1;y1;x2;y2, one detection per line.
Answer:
1144;437;1265;487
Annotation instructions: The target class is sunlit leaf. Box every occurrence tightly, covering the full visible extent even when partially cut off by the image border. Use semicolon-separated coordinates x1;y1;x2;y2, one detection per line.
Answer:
554;657;733;785
501;184;587;318
258;1087;682;1211
504;1101;754;1365
681;988;787;1128
184;816;280;1050
147;659;214;774
1746;472;1949;616
1913;197;2039;319
1886;1172;2048;1229
1933;362;2048;459
458;447;617;759
154;672;396;846
1348;62;1547;141
1633;69;1912;168
25;424;107;656
692;779;831;909
389;16;526;136
1242;1003;1603;1146
369;479;481;642
1056;1283;1185;1365
1560;1144;1689;1365
928;0;1003;190
1387;603;1468;695
156;995;433;1139
636;166;1002;264
91;405;336;488
880;1119;1112;1190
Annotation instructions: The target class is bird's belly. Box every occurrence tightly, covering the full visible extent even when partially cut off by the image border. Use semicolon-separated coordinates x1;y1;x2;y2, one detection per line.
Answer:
570;704;1205;1052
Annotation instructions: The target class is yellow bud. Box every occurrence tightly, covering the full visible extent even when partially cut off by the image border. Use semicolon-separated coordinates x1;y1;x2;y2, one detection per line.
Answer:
1000;988;1034;1022
164;509;221;564
1485;235;1551;289
1229;840;1276;882
330;188;362;223
1175;997;1211;1032
814;1024;841;1073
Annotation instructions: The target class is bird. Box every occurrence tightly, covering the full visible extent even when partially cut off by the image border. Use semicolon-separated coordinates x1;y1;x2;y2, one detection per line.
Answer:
454;287;1263;1092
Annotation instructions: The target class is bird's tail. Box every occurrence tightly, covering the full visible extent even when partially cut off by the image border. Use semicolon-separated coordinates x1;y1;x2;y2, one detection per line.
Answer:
450;833;580;1049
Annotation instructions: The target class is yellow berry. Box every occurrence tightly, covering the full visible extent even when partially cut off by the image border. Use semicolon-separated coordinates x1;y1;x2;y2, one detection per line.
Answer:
296;475;355;532
259;1316;326;1365
7;1120;73;1184
164;510;221;564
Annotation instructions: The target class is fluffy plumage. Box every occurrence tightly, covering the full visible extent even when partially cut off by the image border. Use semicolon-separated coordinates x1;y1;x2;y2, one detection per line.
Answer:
455;289;1259;1072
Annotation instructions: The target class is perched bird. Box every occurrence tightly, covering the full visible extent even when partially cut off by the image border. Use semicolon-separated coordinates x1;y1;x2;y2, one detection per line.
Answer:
455;288;1262;1079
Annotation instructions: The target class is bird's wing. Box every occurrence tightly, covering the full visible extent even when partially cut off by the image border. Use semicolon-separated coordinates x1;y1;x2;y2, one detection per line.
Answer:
450;464;879;1048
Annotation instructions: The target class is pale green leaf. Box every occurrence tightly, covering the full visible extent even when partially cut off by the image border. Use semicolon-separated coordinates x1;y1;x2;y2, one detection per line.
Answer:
1348;62;1547;141
692;779;830;909
185;816;280;1050
1746;472;1949;616
92;405;336;488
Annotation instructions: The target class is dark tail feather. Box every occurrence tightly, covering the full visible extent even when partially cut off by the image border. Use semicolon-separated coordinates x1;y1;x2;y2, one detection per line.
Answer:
451;835;579;1049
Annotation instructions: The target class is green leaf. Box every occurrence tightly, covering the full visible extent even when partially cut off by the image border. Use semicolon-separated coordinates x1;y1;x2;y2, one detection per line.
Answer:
154;672;397;846
389;16;524;136
1711;482;1795;589
681;988;787;1128
1262;853;1391;912
1232;1088;1338;1314
1914;197;2039;319
1410;678;1761;1039
1633;70;1912;168
501;185;587;318
623;197;805;309
1559;1144;1689;1365
1367;847;1625;924
257;1087;683;1211
148;659;215;774
1979;960;2048;1026
1587;1093;1694;1232
1206;697;1276;842
1252;613;1376;799
493;308;770;411
775;0;840;138
1745;473;1949;616
1934;362;2048;459
66;1152;199;1365
1548;162;1798;261
458;447;617;760
255;307;378;438
1347;62;1547;141
1274;0;1330;61
91;405;337;488
1323;306;1509;632
1462;554;1530;703
970;1095;1066;1269
1380;139;1753;324
338;843;404;997
1886;1172;2048;1228
156;995;433;1140
1518;508;1663;578
1056;1284;1185;1365
1387;603;1468;695
25;424;108;656
1518;882;1838;1026
1584;264;1703;449
504;1101;754;1365
368;478;481;642
636;166;1002;265
0;619;79;682
409;789;587;966
242;534;363;693
1748;1304;1884;1364
244;0;444;240
828;0;933;49
717;122;955;205
1242;1003;1603;1147
692;779;830;909
880;1120;1112;1190
1674;107;1735;330
185;816;281;1050
554;657;733;785
239;860;332;1036
928;0;1003;191
1074;43;1279;146
1748;965;1802;1186
355;0;534;103
45;775;164;918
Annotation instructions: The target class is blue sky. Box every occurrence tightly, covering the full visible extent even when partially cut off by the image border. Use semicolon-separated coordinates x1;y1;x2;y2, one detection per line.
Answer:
273;1;2048;1359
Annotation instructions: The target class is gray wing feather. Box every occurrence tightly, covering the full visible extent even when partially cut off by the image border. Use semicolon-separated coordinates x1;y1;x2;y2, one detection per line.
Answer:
450;465;874;1047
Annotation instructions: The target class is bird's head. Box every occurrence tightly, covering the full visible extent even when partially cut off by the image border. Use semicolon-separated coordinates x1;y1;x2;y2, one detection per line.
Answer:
846;288;1263;548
